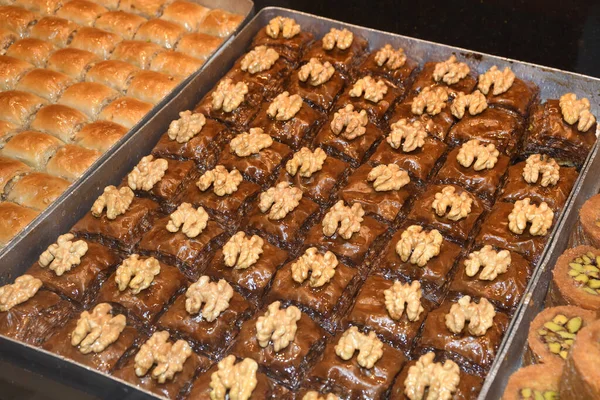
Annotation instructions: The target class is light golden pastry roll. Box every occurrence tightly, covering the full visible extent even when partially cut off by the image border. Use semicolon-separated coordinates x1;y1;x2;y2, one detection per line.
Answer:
160;0;209;32
74;120;127;151
94;10;146;40
0;55;34;90
126;70;179;105
47;48;99;80
30;104;88;142
134;19;185;50
86;59;139;93
1;130;64;169
197;9;243;38
98;96;152;129
0;5;38;38
58;81;119;118
0;156;30;195
5;172;70;210
56;0;107;27
0;90;46;125
175;32;222;62
6;38;55;67
30;16;78;48
46;144;100;180
149;50;203;79
16;68;73;102
69;27;122;59
0;201;39;245
110;40;164;69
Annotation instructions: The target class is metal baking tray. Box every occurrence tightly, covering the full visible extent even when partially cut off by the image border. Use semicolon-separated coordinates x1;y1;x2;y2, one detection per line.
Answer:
0;0;254;258
1;6;600;400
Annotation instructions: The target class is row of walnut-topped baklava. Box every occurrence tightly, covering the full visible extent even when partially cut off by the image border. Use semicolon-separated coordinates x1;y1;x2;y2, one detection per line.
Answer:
0;15;597;400
0;0;244;246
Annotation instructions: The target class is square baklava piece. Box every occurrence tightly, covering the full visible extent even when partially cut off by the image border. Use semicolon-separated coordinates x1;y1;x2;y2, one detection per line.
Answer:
449;244;533;311
286;57;346;112
409;56;477;96
157;276;252;359
276;147;348;206
137;204;227;278
523;95;597;167
356;44;418;87
230;302;327;387
217;128;292;186
304;200;388;268
339;163;415;223
42;303;139;373
251;16;314;63
267;247;361;331
388;95;457;142
27;234;120;306
97;255;186;323
407;184;485;242
302;27;368;75
374;224;462;304
344;275;430;352
0;275;74;346
72;185;159;252
477;65;539;117
204;232;288;302
418;296;509;372
314;104;384;167
308;326;406;399
335;76;403;123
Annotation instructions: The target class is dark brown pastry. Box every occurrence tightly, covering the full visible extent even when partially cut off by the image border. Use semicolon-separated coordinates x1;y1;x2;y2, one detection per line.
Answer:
113;339;210;400
344;275;430;351
449;245;532;311
0;288;74;346
267;251;360;331
301;29;368;75
157;287;251;358
559;319;600;400
525;305;596;366
304;210;388;268
188;358;289;399
503;364;562;400
446;107;524;157
481;73;539;117
152;116;229;168
548;246;600;311
194;77;264;130
369;133;447;183
418;299;509;371
410;60;477;96
308;327;406;399
523;99;597;167
390;355;484;400
356;45;418;87
314;108;384;167
576;194;600;248
97;258;185;322
335;77;403;123
375;226;462;304
247;195;320;250
250;97;324;149
72;195;159;252
286;62;346;112
388;96;456;142
474;201;553;263
251;18;314;62
407;184;485;242
137;215;227;277
435;145;510;203
230;304;327;387
218;139;292;186
42;311;138;373
339;163;415;223
204;235;288;301
499;158;578;211
27;239;119;305
275;151;348;206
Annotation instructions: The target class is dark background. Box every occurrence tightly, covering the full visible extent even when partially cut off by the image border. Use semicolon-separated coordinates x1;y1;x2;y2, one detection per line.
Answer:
1;1;599;399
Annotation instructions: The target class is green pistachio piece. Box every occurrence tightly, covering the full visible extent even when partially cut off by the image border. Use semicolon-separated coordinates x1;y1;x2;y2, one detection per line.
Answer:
575;257;583;264
544;322;564;332
544;391;558;400
582;255;592;264
567;317;583;333
548;342;562;354
589;279;600;289
534;391;544;400
584;265;600;273
569;269;581;277
521;388;532;398
583;287;599;295
557;331;576;339
560;350;568;359
596;256;600;265
574;274;590;284
552;314;568;325
586;251;595;259
569;263;584;271
538;329;548;336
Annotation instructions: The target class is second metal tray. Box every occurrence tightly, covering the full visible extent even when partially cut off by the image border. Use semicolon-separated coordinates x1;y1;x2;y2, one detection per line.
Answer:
1;6;600;400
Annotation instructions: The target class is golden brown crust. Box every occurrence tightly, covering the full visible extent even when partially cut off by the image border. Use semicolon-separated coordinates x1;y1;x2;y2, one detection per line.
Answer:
30;104;88;142
5;172;70;210
0;201;39;245
74;120;127;151
47;48;99;80
197;9;243;38
13;0;63;16
85;60;139;93
46;144;101;180
0;55;34;91
175;33;222;61
98;96;152;129
1;130;64;169
149;51;202;79
69;27;122;59
94;10;147;40
0;5;38;38
134;19;185;50
56;0;107;27
0;28;17;52
0;120;17;142
91;0;118;10
160;0;209;32
551;246;600;311
29;16;78;48
110;40;164;69
0;90;46;125
58;81;119;118
6;38;55;67
0;156;31;195
118;0;165;18
16;68;73;102
127;70;179;105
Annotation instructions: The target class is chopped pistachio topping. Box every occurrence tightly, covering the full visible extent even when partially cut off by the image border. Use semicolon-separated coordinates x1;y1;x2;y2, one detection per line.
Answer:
568;251;600;296
519;388;558;400
537;313;583;359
